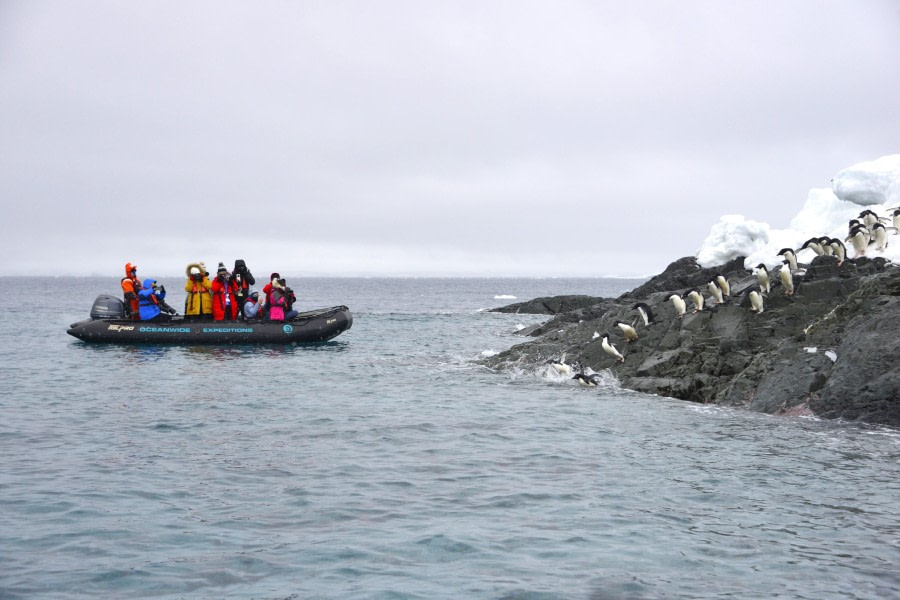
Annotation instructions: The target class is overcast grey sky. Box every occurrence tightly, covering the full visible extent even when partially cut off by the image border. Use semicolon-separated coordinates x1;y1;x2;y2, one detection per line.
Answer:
1;1;898;277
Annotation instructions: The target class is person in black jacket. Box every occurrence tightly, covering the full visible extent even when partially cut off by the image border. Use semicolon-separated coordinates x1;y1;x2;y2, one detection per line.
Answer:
232;259;256;318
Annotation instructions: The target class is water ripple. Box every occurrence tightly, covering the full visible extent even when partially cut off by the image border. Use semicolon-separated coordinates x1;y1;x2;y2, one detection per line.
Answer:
1;277;899;598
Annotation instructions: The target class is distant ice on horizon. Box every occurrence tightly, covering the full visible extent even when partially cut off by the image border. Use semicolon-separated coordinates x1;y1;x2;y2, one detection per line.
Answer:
696;155;900;270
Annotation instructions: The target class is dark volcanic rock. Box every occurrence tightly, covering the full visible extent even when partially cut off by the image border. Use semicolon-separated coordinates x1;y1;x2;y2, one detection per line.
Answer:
483;255;900;427
490;295;603;315
619;256;748;300
808;273;900;427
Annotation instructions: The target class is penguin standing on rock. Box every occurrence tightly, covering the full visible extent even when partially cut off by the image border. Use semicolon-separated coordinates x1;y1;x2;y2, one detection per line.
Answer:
827;238;847;266
707;280;724;305
846;224;870;257
872;222;896;252
777;248;798;273
715;274;731;299
859;209;884;229
615;320;639;343
780;262;795;296
891;208;900;232
668;293;686;318
632;302;655;327
754;264;771;294
800;238;825;256
600;333;625;363
746;287;765;314
685;288;705;313
818;236;835;256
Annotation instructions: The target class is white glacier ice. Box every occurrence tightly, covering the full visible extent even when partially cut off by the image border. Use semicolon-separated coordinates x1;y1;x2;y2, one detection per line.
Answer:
695;215;771;268
833;155;900;206
697;155;900;270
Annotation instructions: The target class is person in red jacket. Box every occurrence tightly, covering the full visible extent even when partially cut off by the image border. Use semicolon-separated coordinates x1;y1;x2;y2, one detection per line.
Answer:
121;262;141;320
211;262;239;321
261;272;280;307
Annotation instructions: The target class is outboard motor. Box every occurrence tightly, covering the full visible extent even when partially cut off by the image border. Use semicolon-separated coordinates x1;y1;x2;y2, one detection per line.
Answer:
90;294;125;320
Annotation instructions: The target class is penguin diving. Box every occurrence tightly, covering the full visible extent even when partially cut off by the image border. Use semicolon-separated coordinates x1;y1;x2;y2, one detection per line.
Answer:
572;371;602;387
600;333;625;363
632;302;655;327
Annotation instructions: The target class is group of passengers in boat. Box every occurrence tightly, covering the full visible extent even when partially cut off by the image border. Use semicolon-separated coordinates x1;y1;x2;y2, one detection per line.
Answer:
120;261;298;323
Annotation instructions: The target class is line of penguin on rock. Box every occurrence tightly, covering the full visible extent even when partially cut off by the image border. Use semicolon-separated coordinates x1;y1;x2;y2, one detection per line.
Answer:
548;208;899;388
807;208;899;259
752;208;899;306
757;209;897;302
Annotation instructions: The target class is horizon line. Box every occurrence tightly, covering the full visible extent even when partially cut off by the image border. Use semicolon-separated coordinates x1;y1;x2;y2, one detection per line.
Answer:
0;273;653;280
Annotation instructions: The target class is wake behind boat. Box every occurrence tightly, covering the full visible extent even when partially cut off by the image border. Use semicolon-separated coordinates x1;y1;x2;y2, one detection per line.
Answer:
68;295;352;344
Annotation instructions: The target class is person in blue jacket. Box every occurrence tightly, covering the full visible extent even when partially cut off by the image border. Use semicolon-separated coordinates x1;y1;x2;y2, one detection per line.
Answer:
242;289;262;320
138;279;177;321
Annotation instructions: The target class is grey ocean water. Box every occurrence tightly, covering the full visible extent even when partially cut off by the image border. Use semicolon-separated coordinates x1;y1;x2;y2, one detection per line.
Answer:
1;276;899;599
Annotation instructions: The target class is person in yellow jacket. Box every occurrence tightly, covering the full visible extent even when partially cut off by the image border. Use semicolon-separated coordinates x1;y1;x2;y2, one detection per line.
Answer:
184;262;213;320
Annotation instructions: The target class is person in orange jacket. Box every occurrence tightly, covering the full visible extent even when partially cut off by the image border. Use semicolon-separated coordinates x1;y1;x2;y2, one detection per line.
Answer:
121;262;141;320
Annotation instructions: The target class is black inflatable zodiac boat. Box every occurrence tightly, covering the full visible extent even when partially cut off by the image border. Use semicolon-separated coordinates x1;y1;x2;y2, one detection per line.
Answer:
67;295;352;344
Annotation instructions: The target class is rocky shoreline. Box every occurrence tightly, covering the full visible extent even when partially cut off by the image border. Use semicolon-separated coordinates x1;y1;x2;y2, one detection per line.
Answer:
484;255;900;428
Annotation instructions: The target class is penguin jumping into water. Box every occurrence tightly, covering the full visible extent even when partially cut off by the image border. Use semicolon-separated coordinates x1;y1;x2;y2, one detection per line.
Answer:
546;356;575;376
572;371;602;387
777;248;799;273
600;333;625;363
707;279;724;305
780;261;795;296
615;320;639;343
668;293;687;318
754;264;771;294
632;302;655;327
685;288;705;313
